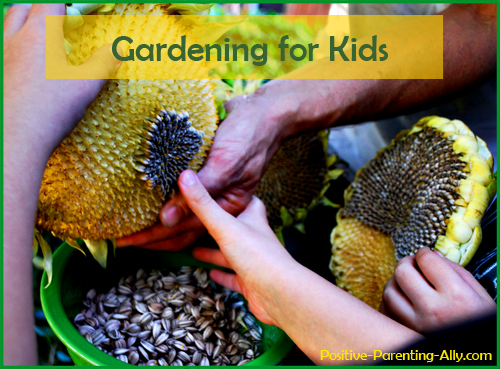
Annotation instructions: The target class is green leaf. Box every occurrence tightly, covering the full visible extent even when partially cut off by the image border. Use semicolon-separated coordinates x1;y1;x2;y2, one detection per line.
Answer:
191;18;247;45
33;233;39;258
242;79;263;95
280;206;293;228
318;183;331;199
326;155;339;168
274;229;285;246
215;99;227;120
294;223;306;234
328;169;345;181
294;208;308;223
32;255;45;270
212;79;233;102
232;79;244;96
110;239;117;257
487;172;497;202
65;238;86;256
168;3;214;15
321;198;341;208
83;239;108;268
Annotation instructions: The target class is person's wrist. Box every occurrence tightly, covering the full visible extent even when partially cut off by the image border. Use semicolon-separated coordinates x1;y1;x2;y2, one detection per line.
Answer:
257;253;301;327
252;80;301;143
5;118;56;166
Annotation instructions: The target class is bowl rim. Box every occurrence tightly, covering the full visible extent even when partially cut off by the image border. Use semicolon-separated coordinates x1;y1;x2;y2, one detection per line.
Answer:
40;243;295;366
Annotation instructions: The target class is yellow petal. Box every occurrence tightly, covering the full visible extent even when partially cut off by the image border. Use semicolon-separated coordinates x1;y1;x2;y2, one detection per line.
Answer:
468;153;492;186
453;135;478;155
459;225;482;267
434;235;459;256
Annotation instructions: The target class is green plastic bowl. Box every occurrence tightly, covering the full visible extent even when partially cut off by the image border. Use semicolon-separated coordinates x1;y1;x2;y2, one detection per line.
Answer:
40;244;294;366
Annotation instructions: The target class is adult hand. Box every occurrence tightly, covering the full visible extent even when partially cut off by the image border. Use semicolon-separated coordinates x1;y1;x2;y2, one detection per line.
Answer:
116;80;305;250
381;247;496;334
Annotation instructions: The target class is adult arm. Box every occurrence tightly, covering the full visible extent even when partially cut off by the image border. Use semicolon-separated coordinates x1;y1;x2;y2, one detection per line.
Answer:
119;4;496;250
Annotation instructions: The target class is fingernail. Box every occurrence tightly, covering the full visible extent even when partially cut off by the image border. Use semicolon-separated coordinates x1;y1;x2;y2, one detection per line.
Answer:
181;170;197;186
434;250;445;258
162;205;183;228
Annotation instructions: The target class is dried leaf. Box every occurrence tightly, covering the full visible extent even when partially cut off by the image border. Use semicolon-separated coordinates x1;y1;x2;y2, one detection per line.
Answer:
83;239;108;268
65;238;86;256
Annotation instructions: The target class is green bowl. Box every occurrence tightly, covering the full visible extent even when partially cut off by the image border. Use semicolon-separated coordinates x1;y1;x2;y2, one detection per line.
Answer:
40;244;294;366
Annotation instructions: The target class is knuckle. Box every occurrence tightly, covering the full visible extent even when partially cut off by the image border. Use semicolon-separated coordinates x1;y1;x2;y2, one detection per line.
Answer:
416;248;433;264
394;263;409;282
193;190;213;207
382;285;392;303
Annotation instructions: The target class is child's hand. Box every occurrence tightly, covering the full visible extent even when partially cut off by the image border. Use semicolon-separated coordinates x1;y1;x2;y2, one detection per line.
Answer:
4;5;121;364
381;247;496;334
177;170;297;327
177;169;423;363
4;4;121;158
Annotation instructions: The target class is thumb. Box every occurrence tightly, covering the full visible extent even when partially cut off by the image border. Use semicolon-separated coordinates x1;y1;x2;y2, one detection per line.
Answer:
237;196;269;227
178;170;238;240
76;44;122;79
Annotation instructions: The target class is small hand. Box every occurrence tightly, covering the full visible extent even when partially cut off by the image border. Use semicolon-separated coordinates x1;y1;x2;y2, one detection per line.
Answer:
3;4;121;365
4;4;121;158
381;247;496;333
175;169;296;326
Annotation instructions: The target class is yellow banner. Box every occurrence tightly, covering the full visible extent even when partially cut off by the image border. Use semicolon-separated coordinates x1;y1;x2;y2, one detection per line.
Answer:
46;15;443;79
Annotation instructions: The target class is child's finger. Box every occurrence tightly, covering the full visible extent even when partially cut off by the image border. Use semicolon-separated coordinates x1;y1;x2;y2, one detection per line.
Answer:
393;255;436;304
4;5;31;38
192;247;232;269
76;44;122;79
28;3;65;18
128;229;205;251
414;248;468;293
209;269;243;294
237;196;269;227
431;250;492;298
178;170;239;241
382;277;416;327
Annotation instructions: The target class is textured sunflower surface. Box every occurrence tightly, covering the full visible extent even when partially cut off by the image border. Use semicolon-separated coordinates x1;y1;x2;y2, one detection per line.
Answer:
330;116;494;308
36;4;218;241
256;133;328;228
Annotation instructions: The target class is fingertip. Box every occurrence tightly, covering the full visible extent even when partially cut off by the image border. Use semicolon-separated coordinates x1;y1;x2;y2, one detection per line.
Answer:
209;269;242;294
106;44;123;70
161;205;184;229
192;246;205;260
179;169;198;188
114;237;132;247
238;196;268;225
248;196;267;214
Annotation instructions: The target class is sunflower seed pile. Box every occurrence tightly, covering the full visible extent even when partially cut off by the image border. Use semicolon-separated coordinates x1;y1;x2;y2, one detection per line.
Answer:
74;267;262;366
137;109;204;197
342;127;466;259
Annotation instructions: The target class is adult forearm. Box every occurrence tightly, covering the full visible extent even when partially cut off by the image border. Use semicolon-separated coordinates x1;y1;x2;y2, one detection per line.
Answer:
259;4;496;140
266;263;422;365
